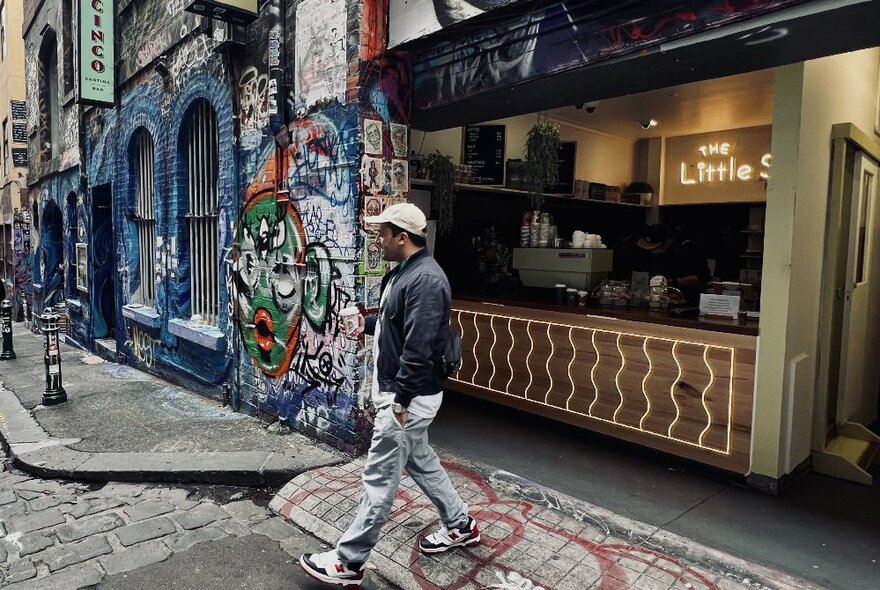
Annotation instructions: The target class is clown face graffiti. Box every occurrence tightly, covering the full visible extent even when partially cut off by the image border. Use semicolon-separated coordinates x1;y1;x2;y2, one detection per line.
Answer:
235;188;330;376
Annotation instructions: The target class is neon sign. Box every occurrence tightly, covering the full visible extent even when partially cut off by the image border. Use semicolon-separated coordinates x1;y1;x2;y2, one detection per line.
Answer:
680;142;771;185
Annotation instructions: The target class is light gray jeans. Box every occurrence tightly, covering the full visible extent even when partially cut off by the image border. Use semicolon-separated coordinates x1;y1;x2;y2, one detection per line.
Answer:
336;405;469;565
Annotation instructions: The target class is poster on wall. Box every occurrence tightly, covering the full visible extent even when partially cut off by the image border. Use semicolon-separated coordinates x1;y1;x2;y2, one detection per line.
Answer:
76;243;88;291
389;0;525;48
390;123;408;158
361;156;384;195
77;0;115;107
295;0;347;111
364;119;383;155
463;125;505;185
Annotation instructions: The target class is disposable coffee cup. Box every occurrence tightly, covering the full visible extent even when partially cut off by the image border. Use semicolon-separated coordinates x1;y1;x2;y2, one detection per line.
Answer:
554;284;566;305
339;307;361;337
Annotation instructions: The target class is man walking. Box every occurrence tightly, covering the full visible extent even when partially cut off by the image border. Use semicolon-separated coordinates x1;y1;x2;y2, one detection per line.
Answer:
300;203;479;587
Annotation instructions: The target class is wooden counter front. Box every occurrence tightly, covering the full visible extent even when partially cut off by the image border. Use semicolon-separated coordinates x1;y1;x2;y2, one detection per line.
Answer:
448;300;756;473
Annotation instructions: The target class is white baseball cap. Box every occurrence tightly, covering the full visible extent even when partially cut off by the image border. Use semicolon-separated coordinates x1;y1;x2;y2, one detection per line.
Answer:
364;203;427;237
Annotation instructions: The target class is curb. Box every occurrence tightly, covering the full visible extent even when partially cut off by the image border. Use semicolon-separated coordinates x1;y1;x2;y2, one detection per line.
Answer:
0;383;344;487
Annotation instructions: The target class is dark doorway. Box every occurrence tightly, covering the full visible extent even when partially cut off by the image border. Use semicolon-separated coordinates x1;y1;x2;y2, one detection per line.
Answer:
41;199;64;307
91;184;116;340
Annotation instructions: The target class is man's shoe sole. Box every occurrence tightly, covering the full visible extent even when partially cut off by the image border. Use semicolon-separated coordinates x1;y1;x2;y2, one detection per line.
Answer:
419;534;481;554
299;555;363;588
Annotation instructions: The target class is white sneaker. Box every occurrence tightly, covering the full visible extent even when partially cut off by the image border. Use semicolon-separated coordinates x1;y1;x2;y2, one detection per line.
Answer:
299;550;365;588
419;515;481;554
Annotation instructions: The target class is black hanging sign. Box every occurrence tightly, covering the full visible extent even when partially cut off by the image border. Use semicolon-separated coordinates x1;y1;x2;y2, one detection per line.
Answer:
10;100;26;121
11;148;28;168
12;123;26;144
462;125;505;185
547;141;577;195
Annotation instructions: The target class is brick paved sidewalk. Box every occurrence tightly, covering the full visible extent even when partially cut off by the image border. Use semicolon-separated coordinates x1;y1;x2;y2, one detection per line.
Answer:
271;456;822;590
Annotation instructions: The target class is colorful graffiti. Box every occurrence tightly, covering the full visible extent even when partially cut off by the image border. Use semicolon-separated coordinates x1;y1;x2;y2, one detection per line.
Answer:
288;113;359;209
12;211;33;321
294;0;348;113
412;0;804;110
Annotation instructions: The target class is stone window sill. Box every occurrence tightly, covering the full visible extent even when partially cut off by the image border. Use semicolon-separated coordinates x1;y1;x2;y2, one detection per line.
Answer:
122;304;162;330
168;318;226;351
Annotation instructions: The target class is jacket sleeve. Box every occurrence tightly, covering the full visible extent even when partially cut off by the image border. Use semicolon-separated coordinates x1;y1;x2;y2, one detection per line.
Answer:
394;273;448;408
363;313;378;336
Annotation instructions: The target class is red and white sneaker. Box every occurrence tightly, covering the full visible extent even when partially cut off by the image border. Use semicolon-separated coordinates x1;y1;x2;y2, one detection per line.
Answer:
418;515;481;554
299;550;365;588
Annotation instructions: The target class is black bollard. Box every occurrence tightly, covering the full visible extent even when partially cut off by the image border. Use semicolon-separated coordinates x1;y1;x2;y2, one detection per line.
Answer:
0;299;15;360
40;307;67;406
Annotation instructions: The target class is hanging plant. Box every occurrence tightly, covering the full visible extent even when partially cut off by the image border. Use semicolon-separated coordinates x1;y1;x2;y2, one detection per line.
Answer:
424;150;456;235
524;120;561;209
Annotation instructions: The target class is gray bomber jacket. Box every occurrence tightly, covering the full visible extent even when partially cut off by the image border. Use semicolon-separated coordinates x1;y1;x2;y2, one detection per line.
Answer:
363;248;450;408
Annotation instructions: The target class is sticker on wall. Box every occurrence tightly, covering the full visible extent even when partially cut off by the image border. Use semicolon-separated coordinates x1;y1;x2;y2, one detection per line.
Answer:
365;275;382;308
361;156;384;195
364;119;383;155
391;159;408;194
361;230;386;277
364;195;384;217
390;123;408;158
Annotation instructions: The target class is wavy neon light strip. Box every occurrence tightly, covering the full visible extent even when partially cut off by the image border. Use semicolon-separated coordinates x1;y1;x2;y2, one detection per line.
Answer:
456;310;467;379
726;349;736;454
612;334;626;422
639;338;653;430
448;377;733;457
472;313;481;383
451;309;738;456
698;346;717;446
544;324;555;404
565;327;577;410
505;318;515;394
667;341;683;438
524;320;535;400
487;316;498;391
588;330;600;417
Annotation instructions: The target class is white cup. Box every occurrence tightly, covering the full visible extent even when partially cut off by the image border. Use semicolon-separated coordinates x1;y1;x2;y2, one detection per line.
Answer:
339;307;361;337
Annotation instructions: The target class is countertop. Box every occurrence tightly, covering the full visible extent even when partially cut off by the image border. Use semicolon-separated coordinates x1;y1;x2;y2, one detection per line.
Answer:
452;294;759;337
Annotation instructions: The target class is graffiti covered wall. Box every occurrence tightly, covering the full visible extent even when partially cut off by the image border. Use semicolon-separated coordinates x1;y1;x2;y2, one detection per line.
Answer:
80;3;236;393
233;0;411;454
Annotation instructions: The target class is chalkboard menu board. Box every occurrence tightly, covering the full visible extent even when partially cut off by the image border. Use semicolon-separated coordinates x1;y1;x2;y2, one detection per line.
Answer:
12;123;26;144
10;101;26;121
462;125;505;185
547;141;577;194
11;148;27;168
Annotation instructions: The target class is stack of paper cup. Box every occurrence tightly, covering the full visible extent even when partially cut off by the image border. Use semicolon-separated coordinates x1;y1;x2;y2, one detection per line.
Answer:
572;230;586;248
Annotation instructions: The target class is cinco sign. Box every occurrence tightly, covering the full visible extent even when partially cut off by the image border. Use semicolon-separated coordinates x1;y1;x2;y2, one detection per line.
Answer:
77;0;115;107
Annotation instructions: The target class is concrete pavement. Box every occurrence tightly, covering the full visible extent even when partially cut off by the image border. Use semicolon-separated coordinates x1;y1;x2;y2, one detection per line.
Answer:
272;454;822;590
0;324;342;485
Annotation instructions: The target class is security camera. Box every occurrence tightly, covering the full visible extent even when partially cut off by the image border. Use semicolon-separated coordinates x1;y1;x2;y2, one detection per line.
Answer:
640;119;658;130
584;101;599;113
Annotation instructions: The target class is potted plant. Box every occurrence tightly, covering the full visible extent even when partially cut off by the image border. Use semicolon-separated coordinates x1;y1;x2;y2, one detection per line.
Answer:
424;150;456;235
524;120;561;209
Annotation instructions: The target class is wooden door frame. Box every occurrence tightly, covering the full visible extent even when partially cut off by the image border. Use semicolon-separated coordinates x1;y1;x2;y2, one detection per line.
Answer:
813;123;880;451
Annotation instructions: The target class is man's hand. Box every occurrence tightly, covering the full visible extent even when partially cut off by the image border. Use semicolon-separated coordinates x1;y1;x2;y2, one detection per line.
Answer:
394;410;408;427
339;312;366;338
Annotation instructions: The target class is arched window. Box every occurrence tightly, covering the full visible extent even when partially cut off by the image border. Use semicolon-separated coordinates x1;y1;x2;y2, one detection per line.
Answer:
133;129;156;306
183;100;219;325
38;30;60;161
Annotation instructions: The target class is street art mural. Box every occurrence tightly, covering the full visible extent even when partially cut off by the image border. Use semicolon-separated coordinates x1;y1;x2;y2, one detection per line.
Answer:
294;0;348;114
12;211;32;321
388;0;525;48
412;0;806;110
